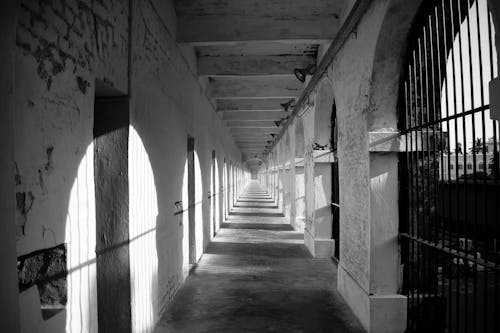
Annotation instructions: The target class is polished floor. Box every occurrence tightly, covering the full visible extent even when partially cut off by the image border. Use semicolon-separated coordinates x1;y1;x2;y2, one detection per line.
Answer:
154;181;364;333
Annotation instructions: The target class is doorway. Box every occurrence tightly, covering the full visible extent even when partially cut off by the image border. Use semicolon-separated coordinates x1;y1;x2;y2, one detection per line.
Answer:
187;136;196;264
93;94;131;332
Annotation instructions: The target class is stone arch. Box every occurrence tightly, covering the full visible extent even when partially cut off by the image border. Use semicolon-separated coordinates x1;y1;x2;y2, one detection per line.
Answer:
367;0;425;131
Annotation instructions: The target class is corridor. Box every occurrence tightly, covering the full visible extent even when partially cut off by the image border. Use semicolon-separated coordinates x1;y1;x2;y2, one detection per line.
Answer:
3;0;500;332
155;181;364;333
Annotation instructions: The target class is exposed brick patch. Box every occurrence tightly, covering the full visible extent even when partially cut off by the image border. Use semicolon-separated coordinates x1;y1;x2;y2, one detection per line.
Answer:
18;243;68;306
16;0;128;91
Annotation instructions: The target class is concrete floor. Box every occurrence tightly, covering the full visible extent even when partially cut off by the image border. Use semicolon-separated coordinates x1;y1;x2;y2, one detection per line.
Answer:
155;181;365;333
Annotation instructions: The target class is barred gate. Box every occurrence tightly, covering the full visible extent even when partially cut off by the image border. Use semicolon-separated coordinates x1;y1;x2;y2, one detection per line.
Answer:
398;0;500;331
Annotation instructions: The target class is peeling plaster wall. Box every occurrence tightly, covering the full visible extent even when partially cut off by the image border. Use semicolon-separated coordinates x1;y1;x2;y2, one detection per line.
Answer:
331;0;388;290
14;0;129;257
12;0;241;331
13;1;130;331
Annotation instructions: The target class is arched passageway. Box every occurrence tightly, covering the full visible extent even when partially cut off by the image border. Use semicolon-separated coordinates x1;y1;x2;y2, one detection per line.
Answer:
3;0;500;332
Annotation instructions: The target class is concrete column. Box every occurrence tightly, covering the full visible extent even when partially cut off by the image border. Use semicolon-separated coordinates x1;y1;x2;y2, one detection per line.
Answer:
0;1;20;331
294;119;306;231
273;151;279;204
331;1;436;331
303;91;335;258
289;122;297;228
303;106;316;253
279;140;286;213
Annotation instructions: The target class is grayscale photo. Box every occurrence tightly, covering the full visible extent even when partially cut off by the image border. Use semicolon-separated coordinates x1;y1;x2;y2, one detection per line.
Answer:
0;0;499;332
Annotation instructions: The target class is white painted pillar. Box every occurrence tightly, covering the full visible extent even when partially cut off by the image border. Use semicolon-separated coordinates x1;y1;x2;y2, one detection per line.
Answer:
278;140;285;212
294;119;306;232
303;89;335;259
289;122;297;227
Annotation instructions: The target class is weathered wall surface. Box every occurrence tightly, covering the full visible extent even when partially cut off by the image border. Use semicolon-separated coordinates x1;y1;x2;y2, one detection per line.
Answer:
14;0;129;257
130;0;241;323
12;0;241;331
13;0;129;330
265;0;409;330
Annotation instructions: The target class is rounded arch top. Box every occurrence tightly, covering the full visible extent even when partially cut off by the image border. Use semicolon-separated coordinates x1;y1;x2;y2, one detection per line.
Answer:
367;0;425;131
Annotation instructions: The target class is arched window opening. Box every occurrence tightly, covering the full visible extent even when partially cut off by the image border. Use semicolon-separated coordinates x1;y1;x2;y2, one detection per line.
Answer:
399;0;499;331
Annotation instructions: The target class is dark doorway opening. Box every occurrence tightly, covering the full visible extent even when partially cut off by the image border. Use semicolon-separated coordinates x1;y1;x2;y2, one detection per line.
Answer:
187;136;196;264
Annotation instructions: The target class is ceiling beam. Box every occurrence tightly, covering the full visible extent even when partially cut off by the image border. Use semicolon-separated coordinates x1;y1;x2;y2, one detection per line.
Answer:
199;55;315;76
217;98;292;111
237;142;269;146
223;111;287;121
196;42;319;57
235;139;271;143
240;149;267;153
232;135;276;142
175;0;343;43
230;128;280;135
226;120;277;128
210;76;302;99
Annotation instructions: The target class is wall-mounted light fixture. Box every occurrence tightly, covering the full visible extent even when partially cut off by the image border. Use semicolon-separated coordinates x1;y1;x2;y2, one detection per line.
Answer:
280;99;295;112
313;142;329;150
274;116;290;127
294;64;316;83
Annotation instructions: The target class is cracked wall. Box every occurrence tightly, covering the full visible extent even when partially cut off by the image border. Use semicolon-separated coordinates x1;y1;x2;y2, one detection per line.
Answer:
13;0;242;331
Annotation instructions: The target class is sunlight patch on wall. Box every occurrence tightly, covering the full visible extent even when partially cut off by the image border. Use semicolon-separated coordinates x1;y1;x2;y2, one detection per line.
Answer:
64;143;98;333
214;158;220;233
182;160;189;276
195;152;204;261
129;126;159;333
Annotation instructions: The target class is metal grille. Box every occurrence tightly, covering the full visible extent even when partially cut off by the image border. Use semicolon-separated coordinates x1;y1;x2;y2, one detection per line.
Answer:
399;0;500;331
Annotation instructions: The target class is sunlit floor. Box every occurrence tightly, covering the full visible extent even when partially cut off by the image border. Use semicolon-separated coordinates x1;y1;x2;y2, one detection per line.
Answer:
154;181;364;333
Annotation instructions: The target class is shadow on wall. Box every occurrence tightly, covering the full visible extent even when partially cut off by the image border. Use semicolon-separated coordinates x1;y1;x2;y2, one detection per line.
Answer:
63;126;161;333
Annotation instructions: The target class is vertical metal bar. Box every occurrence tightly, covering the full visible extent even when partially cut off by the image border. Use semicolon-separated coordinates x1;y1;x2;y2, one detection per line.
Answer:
464;1;478;331
423;24;434;316
414;47;424;326
447;1;462;330
434;4;448;321
475;2;489;330
419;33;429;315
428;13;438;247
404;78;413;329
441;1;454;327
486;4;499;331
456;1;470;330
408;61;416;330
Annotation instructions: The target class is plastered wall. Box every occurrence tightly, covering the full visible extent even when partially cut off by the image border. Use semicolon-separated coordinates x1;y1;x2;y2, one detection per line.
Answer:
11;0;242;331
